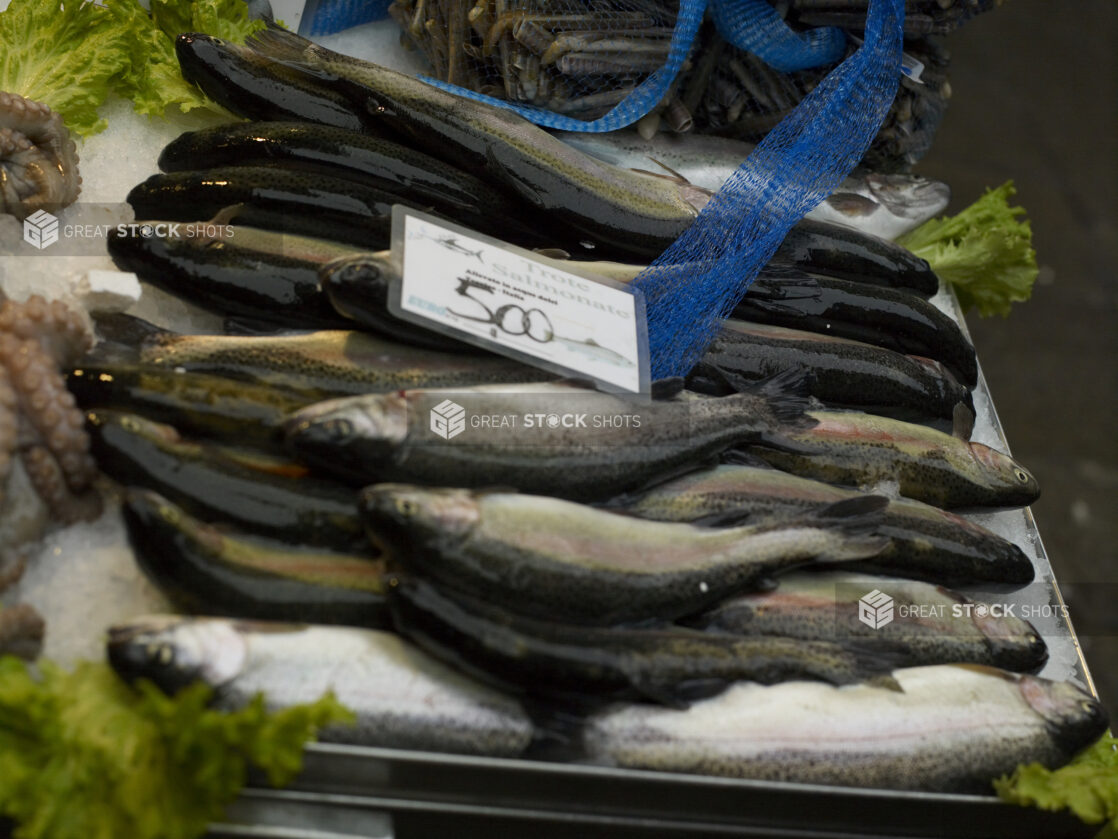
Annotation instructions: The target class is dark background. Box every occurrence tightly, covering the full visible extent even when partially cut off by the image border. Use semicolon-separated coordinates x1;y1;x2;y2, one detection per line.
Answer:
916;0;1117;718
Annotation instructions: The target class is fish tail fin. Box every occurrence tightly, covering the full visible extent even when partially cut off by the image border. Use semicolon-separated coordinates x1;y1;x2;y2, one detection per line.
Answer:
837;640;910;691
809;495;891;562
709;366;817;429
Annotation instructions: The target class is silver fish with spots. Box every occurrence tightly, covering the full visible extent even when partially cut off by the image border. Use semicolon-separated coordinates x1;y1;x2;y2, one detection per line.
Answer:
580;664;1107;793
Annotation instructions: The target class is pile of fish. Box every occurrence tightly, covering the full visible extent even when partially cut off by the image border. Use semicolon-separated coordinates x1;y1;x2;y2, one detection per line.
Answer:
68;25;1105;795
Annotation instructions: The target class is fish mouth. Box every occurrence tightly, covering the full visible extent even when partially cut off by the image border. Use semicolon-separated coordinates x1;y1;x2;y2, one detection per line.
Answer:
1019;675;1110;753
982;626;1049;673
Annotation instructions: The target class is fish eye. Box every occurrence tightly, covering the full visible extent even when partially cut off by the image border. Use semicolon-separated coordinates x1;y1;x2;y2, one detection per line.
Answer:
1081;700;1097;713
395;498;418;516
1014;469;1030;483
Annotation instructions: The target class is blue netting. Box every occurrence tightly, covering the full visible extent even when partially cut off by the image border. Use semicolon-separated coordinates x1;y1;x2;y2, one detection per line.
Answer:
415;0;846;132
710;0;847;72
300;0;392;35
630;0;906;378
417;0;706;133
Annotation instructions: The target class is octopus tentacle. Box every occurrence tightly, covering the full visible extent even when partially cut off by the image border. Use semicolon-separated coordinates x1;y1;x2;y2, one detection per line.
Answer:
3;334;97;492
0;296;99;525
0;296;93;367
0;92;81;220
22;444;102;524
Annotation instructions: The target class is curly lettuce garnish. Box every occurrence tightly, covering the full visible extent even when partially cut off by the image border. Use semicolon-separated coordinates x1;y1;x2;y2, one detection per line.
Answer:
995;732;1118;837
0;0;267;136
0;656;353;839
898;181;1038;318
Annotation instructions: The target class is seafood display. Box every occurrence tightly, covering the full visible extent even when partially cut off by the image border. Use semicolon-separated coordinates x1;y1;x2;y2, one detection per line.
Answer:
0;12;1094;833
0;92;81;219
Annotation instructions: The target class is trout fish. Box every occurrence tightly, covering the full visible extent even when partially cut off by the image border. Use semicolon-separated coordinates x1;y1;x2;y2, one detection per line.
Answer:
108;614;535;757
285;378;812;500
361;485;888;625
580;664;1106;793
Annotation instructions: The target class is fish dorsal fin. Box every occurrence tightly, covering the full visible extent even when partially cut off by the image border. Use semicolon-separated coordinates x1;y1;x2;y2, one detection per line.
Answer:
952;402;976;440
650;376;686;400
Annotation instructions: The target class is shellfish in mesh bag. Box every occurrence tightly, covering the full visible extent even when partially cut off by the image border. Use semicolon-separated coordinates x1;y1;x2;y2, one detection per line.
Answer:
388;0;686;120
682;25;952;171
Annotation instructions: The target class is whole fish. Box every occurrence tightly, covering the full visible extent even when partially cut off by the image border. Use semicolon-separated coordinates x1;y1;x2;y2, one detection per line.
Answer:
69;363;313;445
175;33;378;130
90;316;541;397
689;319;972;422
157;121;535;236
237;26;707;260
771;219;939;297
745;408;1041;509
580;664;1107;793
107;614;535;756
686;571;1047;672
361;485;888;625
614;463;1034;585
122;489;390;628
388;577;902;708
87;411;368;552
285;377;812;499
126;166;411;249
107;222;357;328
553;129;950;240
733;269;978;387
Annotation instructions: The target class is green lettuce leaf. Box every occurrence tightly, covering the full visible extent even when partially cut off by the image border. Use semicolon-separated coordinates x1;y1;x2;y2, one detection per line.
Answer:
0;0;134;136
0;656;353;839
897;181;1039;318
0;0;266;136
994;732;1118;834
122;0;269;118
